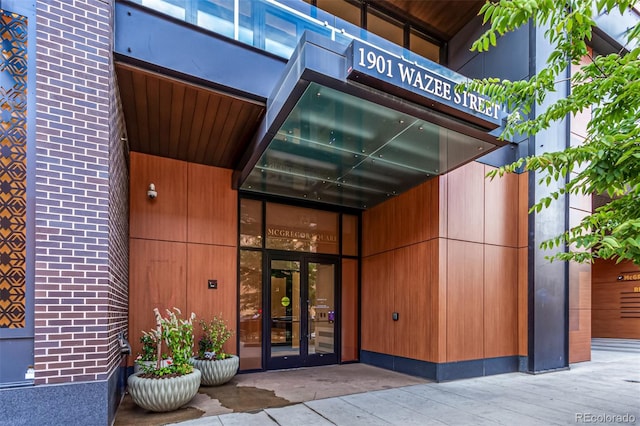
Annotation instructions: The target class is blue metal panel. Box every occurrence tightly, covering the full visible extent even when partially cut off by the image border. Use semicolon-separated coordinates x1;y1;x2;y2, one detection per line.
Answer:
346;40;506;128
360;350;520;382
594;8;639;52
483;28;530;82
475;143;518;169
527;23;570;374
114;2;286;100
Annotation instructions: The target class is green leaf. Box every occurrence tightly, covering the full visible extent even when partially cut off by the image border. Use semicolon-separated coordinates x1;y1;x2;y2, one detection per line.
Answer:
464;0;640;265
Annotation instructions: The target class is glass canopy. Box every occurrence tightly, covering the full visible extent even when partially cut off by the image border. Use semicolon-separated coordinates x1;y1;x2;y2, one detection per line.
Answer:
241;83;495;209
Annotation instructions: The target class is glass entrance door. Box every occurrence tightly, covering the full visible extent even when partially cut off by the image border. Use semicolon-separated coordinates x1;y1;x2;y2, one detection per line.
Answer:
266;254;338;369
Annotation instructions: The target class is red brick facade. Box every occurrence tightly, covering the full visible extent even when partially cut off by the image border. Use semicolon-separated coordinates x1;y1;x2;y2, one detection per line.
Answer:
33;0;128;384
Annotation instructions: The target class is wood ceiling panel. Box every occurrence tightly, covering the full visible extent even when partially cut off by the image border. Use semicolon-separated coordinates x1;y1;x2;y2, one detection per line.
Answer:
374;0;484;40
158;77;173;157
178;86;198;162
115;63;265;169
187;90;210;161
116;67;140;152
196;94;221;161
213;99;243;164
222;103;263;166
203;96;234;164
131;71;150;154
146;75;160;156
168;83;185;159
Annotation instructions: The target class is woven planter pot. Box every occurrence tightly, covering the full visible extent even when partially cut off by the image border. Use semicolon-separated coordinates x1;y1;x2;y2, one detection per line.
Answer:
189;355;239;386
127;369;201;412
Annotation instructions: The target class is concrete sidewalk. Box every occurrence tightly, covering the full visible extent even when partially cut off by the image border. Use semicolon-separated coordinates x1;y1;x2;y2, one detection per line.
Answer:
173;339;639;425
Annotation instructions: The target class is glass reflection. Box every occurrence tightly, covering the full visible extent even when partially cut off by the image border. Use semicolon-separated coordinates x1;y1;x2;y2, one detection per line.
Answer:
242;82;496;209
240;199;263;248
266;203;338;254
270;260;301;357
308;262;335;355
342;214;358;256
239;250;262;370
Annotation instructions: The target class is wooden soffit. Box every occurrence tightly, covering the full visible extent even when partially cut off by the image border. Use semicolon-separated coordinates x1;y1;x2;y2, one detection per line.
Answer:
374;0;485;40
115;62;265;169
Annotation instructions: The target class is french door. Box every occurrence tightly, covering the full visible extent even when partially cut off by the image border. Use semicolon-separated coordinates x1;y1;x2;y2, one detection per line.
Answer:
265;252;339;369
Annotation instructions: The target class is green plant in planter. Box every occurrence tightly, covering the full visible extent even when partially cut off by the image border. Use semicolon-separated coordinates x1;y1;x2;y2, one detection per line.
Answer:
128;307;201;412
135;331;170;363
197;314;234;360
190;313;238;386
139;307;196;377
137;332;156;362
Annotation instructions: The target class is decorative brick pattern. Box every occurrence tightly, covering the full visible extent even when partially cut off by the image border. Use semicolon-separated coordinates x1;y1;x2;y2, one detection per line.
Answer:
33;0;122;384
0;10;28;329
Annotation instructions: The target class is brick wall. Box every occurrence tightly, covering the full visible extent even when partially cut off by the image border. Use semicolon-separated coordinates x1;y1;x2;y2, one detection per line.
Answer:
107;12;130;374
34;0;114;384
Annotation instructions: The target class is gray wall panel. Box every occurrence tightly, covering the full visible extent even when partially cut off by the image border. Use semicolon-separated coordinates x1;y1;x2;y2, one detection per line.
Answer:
449;15;529;82
484;30;530;81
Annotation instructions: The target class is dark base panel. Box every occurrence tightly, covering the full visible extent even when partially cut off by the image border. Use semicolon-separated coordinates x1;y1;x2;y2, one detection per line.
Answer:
110;364;128;423
361;350;522;382
0;364;124;426
525;365;570;375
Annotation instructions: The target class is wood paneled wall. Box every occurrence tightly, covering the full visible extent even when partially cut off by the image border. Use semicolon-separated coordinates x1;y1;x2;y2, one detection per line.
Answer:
484;245;518;358
395;241;439;361
440;163;524;362
129;239;187;356
341;258;359;362
361;162;527;365
129;152;238;364
362;179;438;257
592;258;640;339
361;180;443;362
130;153;187;241
361;251;395;356
446;240;484;361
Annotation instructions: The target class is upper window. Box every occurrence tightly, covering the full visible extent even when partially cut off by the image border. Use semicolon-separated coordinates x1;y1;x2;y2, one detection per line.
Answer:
316;0;361;27
366;9;404;47
306;0;443;63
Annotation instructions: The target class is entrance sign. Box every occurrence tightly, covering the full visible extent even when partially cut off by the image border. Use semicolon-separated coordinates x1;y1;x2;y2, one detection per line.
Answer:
346;40;505;128
618;272;640;281
267;227;337;243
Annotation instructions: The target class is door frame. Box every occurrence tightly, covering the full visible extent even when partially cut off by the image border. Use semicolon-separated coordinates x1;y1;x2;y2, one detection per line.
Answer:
263;250;341;370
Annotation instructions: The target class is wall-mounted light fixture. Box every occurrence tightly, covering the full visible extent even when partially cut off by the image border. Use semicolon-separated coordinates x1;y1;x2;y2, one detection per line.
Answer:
147;183;157;199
